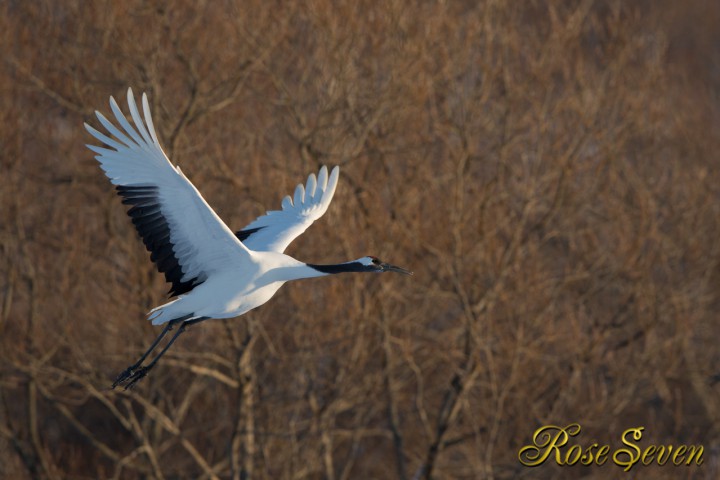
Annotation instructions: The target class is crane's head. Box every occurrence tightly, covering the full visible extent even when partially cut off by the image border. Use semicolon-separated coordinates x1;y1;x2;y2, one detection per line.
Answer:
357;256;413;275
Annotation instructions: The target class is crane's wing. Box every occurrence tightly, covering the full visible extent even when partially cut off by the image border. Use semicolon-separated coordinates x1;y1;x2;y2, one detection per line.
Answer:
85;88;253;297
236;165;340;252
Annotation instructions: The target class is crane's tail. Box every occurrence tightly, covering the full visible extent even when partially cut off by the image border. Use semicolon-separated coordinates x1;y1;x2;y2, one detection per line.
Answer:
148;299;198;325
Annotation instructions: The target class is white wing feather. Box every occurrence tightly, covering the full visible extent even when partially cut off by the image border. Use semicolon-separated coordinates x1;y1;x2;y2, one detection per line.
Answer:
240;166;340;252
85;88;253;288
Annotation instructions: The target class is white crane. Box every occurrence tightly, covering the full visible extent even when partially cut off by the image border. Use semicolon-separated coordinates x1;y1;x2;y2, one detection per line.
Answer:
85;89;411;389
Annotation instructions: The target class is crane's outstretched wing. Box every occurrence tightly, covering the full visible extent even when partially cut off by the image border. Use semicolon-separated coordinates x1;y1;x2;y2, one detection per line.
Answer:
85;88;253;297
236;165;340;252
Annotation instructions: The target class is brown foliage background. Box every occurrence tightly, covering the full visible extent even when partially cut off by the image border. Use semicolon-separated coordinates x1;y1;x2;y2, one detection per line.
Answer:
1;1;719;479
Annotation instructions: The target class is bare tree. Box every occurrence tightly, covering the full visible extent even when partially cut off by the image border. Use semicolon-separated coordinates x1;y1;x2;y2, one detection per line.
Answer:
1;1;719;479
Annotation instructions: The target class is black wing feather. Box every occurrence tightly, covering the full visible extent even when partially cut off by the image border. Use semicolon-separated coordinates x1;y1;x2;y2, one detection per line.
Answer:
234;226;266;243
117;185;205;296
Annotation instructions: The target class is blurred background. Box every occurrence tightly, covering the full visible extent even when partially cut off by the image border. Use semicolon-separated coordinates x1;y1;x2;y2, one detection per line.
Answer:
1;1;719;479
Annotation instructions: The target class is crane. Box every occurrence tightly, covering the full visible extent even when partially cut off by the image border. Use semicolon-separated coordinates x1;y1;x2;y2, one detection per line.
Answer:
85;89;412;389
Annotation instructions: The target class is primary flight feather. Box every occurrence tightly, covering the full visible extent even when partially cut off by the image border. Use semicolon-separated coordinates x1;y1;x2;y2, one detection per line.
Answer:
85;88;411;389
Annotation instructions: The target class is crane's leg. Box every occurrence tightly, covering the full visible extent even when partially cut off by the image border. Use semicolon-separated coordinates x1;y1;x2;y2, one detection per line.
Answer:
112;314;194;388
122;317;209;390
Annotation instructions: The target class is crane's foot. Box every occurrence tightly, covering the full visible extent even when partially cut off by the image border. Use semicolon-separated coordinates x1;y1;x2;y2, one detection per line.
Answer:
111;364;152;390
122;366;151;390
112;365;139;389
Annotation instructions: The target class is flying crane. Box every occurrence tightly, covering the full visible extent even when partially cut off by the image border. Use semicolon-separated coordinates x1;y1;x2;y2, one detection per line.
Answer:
85;89;412;389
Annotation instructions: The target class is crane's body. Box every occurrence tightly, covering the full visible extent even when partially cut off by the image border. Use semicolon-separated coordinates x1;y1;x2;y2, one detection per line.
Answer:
149;254;326;324
85;89;411;389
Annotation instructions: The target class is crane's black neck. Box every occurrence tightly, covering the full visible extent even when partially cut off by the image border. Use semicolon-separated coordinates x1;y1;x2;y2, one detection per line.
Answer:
306;261;368;275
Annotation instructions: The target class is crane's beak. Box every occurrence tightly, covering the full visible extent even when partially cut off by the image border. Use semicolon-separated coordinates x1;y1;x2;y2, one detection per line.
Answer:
381;262;413;276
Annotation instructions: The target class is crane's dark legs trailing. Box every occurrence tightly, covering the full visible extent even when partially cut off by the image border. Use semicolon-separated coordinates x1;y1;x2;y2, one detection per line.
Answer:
112;315;210;390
